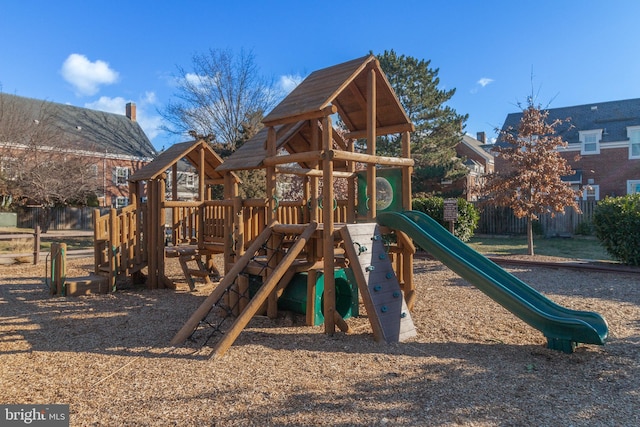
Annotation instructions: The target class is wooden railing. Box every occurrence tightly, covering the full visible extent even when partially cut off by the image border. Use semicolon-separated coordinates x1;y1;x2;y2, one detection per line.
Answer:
93;203;144;286
93;197;352;283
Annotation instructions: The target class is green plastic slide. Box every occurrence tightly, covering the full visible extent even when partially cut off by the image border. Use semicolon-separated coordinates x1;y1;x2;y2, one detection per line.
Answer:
377;210;609;353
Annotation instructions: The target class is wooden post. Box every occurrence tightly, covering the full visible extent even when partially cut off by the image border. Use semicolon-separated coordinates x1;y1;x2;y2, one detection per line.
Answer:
306;269;318;326
366;66;377;220
322;115;336;334
50;242;66;296
346;138;356;223
158;175;167;287
266;127;279;318
171;163;178;201
108;208;118;291
199;145;205;202
147;180;157;288
401;131;412;211
400;130;414;310
310;120;320;223
33;224;40;265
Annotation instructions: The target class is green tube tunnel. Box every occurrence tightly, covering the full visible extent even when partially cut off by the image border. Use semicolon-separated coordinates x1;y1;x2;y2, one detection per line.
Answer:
279;268;359;326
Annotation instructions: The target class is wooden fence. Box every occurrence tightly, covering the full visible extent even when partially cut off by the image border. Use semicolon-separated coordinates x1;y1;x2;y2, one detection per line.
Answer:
474;200;597;236
13;200;598;236
17;206;110;230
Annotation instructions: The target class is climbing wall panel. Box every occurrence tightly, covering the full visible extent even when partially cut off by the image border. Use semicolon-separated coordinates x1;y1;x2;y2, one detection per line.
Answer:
341;223;416;343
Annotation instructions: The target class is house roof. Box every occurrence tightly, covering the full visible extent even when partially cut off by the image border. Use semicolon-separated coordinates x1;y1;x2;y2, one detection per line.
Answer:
497;98;640;145
461;134;494;163
130;139;238;183
0;93;156;158
263;54;413;134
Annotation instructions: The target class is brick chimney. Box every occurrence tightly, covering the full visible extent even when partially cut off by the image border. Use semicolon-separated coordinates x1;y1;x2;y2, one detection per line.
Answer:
126;102;136;121
476;131;486;143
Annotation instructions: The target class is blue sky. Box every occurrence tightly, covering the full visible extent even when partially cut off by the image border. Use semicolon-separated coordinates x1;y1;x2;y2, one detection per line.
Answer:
2;1;640;151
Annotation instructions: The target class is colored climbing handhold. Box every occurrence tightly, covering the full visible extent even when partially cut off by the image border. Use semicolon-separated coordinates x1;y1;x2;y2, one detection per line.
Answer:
381;306;388;313
379;253;386;260
373;285;382;292
393;291;400;298
365;265;375;272
371;235;380;241
401;312;407;318
385;272;394;279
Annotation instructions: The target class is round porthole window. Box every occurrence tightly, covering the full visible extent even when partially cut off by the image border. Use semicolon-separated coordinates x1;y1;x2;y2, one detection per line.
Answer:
376;177;393;211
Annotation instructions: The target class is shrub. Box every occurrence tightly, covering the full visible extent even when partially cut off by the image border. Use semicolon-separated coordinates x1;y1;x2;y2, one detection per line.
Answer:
592;194;640;265
574;221;594;236
411;196;479;242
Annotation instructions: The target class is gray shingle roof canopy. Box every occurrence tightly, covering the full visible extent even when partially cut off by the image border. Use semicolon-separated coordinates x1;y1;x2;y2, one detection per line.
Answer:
497;98;640;146
0;93;156;158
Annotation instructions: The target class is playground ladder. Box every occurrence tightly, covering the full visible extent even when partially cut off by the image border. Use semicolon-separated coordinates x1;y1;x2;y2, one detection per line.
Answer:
171;221;318;358
177;250;220;291
341;223;416;343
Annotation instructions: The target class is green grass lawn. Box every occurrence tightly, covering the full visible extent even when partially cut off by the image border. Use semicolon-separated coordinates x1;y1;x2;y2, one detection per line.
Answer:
466;235;612;261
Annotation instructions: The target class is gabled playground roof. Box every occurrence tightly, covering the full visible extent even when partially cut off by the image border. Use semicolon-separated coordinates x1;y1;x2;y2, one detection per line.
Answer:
130;139;238;183
216;120;350;172
262;54;411;131
218;54;413;172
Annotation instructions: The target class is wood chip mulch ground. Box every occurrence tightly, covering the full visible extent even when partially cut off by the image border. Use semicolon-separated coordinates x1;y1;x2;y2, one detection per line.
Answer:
0;255;638;426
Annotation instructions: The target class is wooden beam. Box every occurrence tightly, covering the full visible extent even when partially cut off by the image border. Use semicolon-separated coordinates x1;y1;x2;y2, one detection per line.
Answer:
276;166;355;179
344;123;415;140
328;150;414;167
262;105;337;127
263;150;324;167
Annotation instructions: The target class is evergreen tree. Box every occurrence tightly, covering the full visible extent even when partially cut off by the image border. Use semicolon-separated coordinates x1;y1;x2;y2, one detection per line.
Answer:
375;50;468;194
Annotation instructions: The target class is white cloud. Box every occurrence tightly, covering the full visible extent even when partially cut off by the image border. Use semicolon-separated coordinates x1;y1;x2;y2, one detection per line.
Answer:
61;53;119;96
85;93;163;140
477;77;494;87
278;74;304;94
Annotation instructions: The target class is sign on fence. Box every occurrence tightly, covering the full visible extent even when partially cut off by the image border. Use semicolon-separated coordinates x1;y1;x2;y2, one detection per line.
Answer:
444;198;458;221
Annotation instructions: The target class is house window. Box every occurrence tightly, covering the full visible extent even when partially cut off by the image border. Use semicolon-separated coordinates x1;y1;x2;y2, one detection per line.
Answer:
184;173;195;188
114;167;130;186
627;126;640;159
115;197;129;209
583;185;599;201
89;164;99;177
579;130;601;155
0;158;18;179
628;180;640;195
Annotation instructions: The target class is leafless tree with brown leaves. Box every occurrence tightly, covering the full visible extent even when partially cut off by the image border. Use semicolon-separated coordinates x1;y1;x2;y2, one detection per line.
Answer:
481;99;581;255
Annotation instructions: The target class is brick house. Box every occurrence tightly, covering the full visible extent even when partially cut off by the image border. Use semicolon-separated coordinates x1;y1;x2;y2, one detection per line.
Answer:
0;93;156;208
496;98;640;200
433;132;494;200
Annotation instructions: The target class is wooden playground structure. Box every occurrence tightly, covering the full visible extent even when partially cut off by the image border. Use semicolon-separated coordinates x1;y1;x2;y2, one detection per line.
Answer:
85;55;420;357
